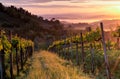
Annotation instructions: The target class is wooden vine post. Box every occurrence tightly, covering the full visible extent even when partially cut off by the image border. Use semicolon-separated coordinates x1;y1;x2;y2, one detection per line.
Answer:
0;30;5;79
59;36;62;57
20;48;23;70
66;35;69;60
16;47;19;75
70;36;73;60
100;22;111;79
0;49;5;79
64;30;68;59
87;27;95;74
26;46;27;61
9;30;13;79
24;47;27;63
63;36;66;59
76;35;79;65
80;32;85;70
90;43;95;74
31;46;34;56
0;51;2;79
62;45;64;57
64;37;67;59
67;43;70;60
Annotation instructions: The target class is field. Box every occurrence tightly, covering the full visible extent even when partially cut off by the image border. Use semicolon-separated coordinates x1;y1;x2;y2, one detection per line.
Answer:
21;51;91;79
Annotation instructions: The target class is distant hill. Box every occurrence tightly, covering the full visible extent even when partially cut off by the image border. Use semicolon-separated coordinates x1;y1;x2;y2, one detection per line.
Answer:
63;22;91;30
63;19;120;31
1;2;120;42
0;3;64;41
90;19;120;31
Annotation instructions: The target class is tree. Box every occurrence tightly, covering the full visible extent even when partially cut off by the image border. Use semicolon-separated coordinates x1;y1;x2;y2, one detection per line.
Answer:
0;3;4;11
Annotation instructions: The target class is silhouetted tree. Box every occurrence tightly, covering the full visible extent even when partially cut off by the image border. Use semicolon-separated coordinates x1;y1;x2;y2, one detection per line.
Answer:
0;3;4;11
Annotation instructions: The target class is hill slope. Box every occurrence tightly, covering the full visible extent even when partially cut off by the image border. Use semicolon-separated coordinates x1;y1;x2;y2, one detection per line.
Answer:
22;51;91;79
64;19;120;31
0;3;63;40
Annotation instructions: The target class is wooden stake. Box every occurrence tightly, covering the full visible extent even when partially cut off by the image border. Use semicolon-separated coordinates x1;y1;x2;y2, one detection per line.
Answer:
9;30;13;79
80;32;85;71
0;50;5;79
16;47;19;75
76;35;79;65
87;27;95;74
20;48;23;70
100;22;111;79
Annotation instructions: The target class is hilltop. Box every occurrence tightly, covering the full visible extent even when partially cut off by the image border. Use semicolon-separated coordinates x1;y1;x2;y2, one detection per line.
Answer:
0;3;64;41
63;19;120;31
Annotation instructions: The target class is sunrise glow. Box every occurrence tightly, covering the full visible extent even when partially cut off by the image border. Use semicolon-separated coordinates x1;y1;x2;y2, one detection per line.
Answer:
1;0;120;23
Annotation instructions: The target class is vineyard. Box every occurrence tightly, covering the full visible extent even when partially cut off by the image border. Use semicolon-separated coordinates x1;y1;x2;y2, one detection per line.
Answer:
1;1;120;79
48;22;120;79
1;22;120;79
0;30;34;79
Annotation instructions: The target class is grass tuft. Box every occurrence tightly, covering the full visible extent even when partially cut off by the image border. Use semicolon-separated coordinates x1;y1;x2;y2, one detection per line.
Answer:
23;50;91;79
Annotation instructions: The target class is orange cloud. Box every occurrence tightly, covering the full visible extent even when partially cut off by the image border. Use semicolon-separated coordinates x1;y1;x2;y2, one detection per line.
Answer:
1;0;120;23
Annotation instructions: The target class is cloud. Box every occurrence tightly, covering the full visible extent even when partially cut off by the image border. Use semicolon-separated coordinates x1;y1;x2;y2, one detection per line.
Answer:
41;13;113;20
30;0;71;3
41;13;118;23
16;4;79;8
0;0;71;4
1;0;120;4
15;4;94;8
1;0;120;23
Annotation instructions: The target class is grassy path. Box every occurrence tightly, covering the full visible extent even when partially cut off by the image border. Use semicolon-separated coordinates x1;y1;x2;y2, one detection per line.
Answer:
22;51;91;79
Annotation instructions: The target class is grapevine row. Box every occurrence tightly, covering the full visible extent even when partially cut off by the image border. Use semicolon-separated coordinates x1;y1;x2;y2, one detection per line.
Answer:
0;30;34;79
48;23;113;79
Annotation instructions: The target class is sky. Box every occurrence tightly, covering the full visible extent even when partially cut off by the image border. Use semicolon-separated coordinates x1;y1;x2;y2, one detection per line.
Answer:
1;0;120;23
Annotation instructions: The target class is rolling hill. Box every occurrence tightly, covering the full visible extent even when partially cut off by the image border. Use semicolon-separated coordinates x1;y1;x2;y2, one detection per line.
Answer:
63;19;120;31
0;3;64;41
